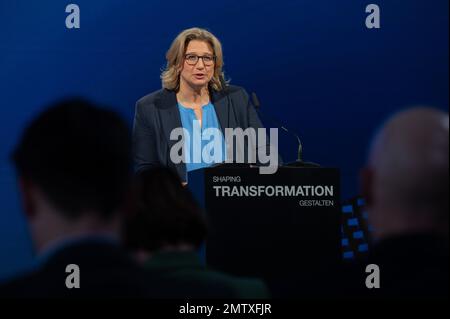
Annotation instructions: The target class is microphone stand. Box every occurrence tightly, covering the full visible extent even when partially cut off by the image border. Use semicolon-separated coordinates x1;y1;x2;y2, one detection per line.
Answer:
251;92;320;168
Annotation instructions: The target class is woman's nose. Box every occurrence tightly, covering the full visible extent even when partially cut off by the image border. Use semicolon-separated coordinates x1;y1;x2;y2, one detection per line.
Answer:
196;58;205;69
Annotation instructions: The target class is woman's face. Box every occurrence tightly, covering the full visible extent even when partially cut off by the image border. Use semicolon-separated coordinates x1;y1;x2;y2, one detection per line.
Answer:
179;40;215;90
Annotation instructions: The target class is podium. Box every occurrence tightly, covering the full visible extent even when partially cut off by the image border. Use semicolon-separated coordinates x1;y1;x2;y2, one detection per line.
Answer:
188;165;341;285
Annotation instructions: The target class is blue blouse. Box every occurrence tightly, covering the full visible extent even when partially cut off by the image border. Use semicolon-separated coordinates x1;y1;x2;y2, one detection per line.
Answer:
177;102;226;172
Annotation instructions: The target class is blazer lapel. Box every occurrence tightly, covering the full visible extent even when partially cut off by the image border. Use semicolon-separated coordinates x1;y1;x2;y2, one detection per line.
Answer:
155;89;187;180
211;89;230;133
154;89;230;182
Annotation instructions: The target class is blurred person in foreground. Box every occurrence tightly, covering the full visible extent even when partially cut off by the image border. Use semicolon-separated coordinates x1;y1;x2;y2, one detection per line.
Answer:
344;107;449;298
0;99;157;297
123;167;270;298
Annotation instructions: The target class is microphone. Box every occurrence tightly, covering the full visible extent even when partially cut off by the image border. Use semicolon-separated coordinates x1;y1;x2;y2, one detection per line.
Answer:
251;92;320;168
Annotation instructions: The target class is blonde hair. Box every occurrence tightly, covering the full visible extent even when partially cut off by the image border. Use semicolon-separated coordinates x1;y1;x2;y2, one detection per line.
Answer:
161;27;226;92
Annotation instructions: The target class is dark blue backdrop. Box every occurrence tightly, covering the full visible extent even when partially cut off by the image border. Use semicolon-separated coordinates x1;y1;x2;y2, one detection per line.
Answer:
0;0;448;280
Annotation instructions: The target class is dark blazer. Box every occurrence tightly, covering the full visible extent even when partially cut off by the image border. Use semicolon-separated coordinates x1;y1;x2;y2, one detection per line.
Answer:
143;251;270;298
133;85;270;181
0;240;154;298
340;233;449;298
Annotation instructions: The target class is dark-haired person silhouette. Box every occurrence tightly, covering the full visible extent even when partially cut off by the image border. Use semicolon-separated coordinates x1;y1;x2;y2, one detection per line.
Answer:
1;99;158;297
123;167;270;298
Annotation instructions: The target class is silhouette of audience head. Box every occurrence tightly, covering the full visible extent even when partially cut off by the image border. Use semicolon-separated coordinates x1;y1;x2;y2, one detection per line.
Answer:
12;98;132;254
361;107;449;241
123;167;207;262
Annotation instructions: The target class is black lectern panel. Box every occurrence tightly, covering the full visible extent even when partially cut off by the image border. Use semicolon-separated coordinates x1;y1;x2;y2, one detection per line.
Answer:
188;166;340;285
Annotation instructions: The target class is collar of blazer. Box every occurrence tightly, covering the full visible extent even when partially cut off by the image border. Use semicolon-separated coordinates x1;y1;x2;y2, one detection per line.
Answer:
155;87;231;141
154;88;231;181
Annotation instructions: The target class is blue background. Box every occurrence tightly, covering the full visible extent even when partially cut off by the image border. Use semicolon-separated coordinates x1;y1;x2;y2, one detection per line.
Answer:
0;0;448;280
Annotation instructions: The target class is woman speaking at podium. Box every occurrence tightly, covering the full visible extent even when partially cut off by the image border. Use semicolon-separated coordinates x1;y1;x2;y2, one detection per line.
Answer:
133;27;267;182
